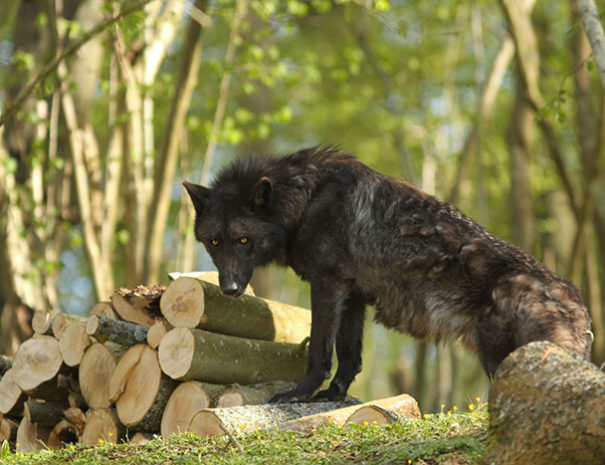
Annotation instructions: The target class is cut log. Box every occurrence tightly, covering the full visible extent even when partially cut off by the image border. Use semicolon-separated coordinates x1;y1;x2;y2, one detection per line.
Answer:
59;320;91;366
89;302;117;319
79;343;121;409
160;277;310;343
110;286;164;327
16;415;52;452
32;310;55;335
0;417;18;442
12;335;63;391
160;381;211;437
0;368;23;415
86;314;148;346
280;394;420;432
52;313;87;339
214;381;299;408
47;419;79;449
158;327;307;384
168;271;255;295
24;401;66;425
485;341;605;465
109;344;177;431
0;354;13;376
188;401;357;437
80;409;125;444
147;320;169;349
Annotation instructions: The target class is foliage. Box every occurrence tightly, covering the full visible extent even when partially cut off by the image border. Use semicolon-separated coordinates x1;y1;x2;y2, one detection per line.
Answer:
2;403;487;464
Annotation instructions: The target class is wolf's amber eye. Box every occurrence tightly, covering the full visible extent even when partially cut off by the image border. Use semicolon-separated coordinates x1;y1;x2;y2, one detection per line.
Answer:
211;239;219;246
239;237;248;244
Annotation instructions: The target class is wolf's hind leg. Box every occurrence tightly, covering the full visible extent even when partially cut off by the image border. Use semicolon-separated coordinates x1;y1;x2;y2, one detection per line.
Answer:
314;291;366;401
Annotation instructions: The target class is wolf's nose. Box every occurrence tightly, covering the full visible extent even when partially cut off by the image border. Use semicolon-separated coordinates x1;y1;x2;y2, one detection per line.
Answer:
221;282;241;297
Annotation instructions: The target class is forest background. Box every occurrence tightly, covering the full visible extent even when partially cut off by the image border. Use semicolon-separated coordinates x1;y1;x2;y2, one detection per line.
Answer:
1;0;604;413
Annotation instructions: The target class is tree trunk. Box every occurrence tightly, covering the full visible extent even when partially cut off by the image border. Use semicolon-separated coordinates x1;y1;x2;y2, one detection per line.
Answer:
577;0;605;91
158;327;307;384
486;341;605;464
280;394;420;433
160;277;311;343
189;401;357;437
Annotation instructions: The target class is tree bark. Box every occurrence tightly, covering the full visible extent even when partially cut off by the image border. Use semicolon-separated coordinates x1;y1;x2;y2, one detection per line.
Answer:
280;394;420;433
189;401;357;437
160;277;311;343
86;314;149;347
158;327;307;384
486;341;605;464
577;0;605;91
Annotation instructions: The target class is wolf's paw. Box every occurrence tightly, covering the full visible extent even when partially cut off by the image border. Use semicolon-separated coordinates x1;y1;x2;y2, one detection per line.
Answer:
269;390;313;403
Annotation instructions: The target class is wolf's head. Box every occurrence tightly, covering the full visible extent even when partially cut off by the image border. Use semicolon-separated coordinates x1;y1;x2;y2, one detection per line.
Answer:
183;161;288;298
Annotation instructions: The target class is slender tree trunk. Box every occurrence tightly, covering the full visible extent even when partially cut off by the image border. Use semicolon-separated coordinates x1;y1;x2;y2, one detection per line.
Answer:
144;0;210;284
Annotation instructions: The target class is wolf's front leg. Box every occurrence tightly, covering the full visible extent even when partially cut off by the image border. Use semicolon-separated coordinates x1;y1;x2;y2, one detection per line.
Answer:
270;280;345;403
313;291;365;401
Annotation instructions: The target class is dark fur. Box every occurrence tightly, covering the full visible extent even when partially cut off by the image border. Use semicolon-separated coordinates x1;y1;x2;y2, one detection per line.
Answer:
184;147;592;402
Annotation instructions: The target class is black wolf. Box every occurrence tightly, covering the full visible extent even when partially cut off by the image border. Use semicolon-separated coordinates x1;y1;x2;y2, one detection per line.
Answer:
183;147;592;402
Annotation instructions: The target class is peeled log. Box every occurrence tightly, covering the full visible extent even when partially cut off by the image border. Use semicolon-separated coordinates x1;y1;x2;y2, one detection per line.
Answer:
189;401;357;437
79;342;123;408
160;381;211;437
59;321;91;366
109;344;177;431
485;341;605;465
158;327;307;384
80;409;125;444
12;336;63;391
160;277;310;343
281;394;420;432
86;314;148;346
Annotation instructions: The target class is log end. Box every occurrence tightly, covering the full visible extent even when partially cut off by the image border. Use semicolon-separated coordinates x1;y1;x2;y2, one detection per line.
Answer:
158;327;195;380
160;277;205;328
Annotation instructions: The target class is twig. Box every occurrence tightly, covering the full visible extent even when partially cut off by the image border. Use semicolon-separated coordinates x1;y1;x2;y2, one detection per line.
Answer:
0;0;153;129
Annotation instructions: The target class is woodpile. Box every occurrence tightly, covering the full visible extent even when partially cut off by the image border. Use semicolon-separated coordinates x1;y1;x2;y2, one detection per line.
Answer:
0;272;420;452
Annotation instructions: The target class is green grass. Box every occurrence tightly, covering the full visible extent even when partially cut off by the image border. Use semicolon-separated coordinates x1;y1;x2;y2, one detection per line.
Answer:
2;403;487;465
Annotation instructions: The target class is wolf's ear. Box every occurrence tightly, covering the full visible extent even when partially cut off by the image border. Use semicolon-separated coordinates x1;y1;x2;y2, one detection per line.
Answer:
183;181;210;213
253;176;272;208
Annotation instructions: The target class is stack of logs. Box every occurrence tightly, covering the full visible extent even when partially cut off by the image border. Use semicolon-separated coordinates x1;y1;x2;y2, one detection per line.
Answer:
0;272;421;451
